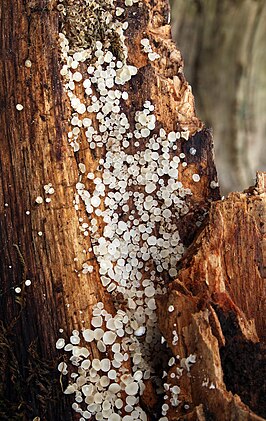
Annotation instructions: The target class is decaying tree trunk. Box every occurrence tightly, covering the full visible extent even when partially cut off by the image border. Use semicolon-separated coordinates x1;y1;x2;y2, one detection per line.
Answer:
171;0;266;194
157;171;266;420
0;0;264;420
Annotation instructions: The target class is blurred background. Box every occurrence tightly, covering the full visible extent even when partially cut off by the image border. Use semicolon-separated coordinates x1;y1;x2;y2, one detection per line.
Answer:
170;0;266;194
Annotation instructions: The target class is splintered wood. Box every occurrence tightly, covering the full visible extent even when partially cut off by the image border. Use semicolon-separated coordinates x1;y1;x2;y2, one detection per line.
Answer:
157;172;266;420
0;0;264;420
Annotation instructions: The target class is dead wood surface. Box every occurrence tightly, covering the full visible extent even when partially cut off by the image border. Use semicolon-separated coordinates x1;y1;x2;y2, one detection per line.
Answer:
0;0;262;420
157;172;266;420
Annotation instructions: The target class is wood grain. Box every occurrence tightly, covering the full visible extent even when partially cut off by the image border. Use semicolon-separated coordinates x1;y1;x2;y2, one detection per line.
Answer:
1;0;219;419
157;172;266;420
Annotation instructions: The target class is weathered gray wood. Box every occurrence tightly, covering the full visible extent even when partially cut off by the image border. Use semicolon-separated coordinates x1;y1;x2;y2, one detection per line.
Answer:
171;0;266;193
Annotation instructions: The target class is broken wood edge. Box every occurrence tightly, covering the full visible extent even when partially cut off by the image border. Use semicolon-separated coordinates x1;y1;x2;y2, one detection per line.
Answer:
157;171;266;420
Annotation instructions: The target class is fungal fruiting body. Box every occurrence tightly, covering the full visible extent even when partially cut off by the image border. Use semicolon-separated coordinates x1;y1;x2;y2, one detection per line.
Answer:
55;1;200;419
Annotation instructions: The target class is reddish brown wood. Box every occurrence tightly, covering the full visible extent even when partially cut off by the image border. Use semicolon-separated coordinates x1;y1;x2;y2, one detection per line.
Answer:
157;172;266;420
3;1;263;420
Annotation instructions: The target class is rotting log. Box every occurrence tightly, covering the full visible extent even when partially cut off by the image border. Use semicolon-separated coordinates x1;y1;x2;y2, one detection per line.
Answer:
0;0;263;421
157;171;266;420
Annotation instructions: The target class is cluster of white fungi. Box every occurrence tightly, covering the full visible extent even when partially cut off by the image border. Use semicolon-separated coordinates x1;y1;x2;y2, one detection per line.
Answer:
55;0;198;419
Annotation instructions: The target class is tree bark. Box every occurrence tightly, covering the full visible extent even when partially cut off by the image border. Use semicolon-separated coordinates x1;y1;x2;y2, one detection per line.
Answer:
171;0;266;194
0;1;263;421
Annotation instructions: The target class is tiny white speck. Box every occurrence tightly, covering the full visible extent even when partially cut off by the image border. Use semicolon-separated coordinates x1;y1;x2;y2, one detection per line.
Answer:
116;7;124;16
141;38;150;47
15;287;21;294
73;71;82;82
168;357;175;366
148;52;160;61
134;326;146;336
125;382;138;396
192;173;200;182
16;104;23;111
56;338;65;349
25;279;31;287
57;362;67;373
35;196;43;204
64;385;75;394
91;196;101;208
103;331;117;345
25;59;32;68
210;180;219;189
78;163;86;173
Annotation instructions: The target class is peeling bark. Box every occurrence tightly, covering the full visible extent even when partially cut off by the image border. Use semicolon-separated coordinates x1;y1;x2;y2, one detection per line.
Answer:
157;172;266;420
